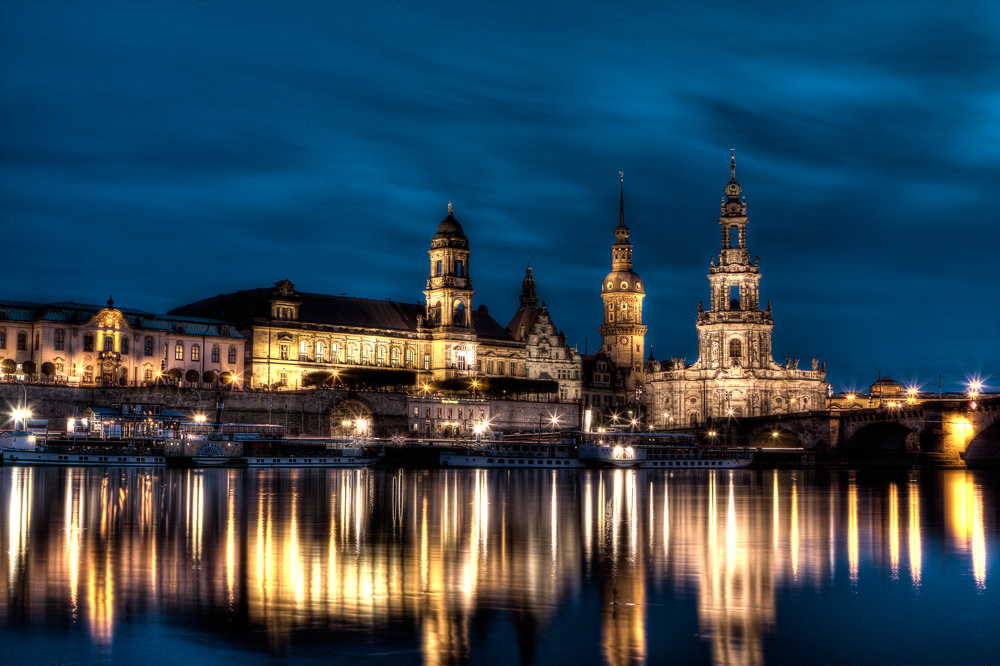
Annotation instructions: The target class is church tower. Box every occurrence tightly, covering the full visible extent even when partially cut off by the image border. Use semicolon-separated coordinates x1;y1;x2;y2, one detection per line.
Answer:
696;152;774;371
598;174;646;390
423;203;477;377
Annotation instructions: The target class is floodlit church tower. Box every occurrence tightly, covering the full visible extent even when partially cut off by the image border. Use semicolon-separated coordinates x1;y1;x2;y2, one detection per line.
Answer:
644;154;827;430
698;151;772;372
423;202;477;377
598;174;646;393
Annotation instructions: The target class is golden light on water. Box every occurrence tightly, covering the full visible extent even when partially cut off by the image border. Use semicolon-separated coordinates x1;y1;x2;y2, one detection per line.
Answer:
848;476;859;584
909;476;922;588
889;482;899;580
0;466;995;663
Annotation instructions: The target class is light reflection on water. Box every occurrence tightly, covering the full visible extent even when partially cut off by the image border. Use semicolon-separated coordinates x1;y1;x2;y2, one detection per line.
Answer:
1;467;998;665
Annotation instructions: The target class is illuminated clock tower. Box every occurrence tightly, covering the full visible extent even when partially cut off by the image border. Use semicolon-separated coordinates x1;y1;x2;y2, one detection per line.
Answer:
598;174;646;391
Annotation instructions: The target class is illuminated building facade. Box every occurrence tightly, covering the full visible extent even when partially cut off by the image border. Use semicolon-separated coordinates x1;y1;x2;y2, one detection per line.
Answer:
506;264;582;402
0;297;243;386
171;206;526;390
645;155;826;427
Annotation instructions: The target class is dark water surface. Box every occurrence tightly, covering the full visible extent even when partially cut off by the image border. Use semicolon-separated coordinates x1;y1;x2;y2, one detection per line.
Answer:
1;466;997;665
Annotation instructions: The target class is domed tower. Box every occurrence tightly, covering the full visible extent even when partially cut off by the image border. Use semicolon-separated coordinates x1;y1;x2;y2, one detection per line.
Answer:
599;174;647;387
424;202;475;328
696;152;774;370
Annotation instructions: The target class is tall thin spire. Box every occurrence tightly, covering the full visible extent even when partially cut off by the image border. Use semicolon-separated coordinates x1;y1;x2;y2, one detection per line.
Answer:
619;170;625;227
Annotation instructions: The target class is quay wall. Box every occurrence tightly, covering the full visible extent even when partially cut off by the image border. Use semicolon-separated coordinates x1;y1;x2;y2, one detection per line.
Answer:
0;383;580;438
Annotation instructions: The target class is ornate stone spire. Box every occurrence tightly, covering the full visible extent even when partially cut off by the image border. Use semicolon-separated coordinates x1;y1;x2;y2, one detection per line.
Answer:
519;262;538;307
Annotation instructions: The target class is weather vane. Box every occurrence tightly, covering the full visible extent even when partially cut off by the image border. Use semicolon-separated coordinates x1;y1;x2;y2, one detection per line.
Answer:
619;170;624;182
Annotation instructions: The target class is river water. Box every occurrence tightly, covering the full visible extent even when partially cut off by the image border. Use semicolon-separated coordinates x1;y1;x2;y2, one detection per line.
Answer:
1;466;997;665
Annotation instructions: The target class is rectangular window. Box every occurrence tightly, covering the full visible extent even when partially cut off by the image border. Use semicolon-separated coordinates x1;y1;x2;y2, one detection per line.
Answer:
456;354;466;370
413;407;419;417
437;408;442;418
175;342;184;361
18;332;28;350
83;335;94;352
435;260;442;276
424;354;430;370
191;345;200;361
104;336;113;352
144;339;154;356
455;260;463;277
280;345;288;360
228;347;236;363
121;337;129;355
499;361;505;375
0;331;5;349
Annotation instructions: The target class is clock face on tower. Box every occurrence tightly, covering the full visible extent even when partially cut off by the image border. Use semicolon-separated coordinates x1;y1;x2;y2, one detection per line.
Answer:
619;336;628;345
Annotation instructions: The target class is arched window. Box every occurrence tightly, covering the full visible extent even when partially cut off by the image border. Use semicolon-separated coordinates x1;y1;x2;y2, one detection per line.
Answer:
228;346;236;363
729;338;742;359
432;302;442;325
391;347;400;367
405;349;414;368
144;367;153;382
332;342;340;362
454;301;466;326
300;340;308;357
361;344;372;365
315;341;325;362
104;336;114;352
689;413;699;427
212;346;220;363
175;341;184;360
347;344;356;364
376;346;386;366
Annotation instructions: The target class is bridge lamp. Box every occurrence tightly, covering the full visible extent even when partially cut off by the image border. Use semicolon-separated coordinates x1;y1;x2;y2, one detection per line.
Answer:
549;414;561;430
727;408;734;417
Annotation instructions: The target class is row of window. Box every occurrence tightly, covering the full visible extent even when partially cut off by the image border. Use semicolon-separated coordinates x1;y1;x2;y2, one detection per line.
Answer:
413;406;487;420
0;330;237;363
174;342;237;363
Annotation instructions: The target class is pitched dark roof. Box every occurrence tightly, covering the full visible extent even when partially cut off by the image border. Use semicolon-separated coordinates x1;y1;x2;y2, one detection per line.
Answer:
171;289;515;341
0;300;242;338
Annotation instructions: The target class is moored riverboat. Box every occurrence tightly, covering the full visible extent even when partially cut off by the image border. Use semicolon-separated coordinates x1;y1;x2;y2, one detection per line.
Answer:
181;423;382;468
439;435;585;469
2;428;167;467
577;432;753;469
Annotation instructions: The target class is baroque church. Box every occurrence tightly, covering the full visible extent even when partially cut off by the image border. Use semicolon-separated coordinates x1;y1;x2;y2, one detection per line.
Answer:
642;154;827;427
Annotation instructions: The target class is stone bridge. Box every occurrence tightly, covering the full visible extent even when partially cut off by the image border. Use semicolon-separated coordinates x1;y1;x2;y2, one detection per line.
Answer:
728;396;1000;467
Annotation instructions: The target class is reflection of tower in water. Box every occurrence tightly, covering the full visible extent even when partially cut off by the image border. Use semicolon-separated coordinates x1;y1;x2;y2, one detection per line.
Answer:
595;470;646;666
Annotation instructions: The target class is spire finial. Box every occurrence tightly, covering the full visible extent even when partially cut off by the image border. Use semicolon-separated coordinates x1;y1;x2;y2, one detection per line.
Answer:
447;201;453;215
107;294;114;308
730;149;736;179
619;170;625;226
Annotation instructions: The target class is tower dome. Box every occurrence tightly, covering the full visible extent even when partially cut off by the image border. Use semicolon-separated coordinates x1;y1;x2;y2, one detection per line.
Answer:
435;201;466;238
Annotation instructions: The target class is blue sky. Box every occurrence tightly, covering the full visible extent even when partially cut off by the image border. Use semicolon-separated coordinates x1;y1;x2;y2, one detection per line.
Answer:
2;1;998;391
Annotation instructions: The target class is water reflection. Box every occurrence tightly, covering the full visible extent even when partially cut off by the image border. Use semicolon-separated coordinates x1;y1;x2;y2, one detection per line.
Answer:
0;467;997;665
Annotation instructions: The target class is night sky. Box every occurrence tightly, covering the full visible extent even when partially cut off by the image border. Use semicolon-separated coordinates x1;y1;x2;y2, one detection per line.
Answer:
2;1;997;393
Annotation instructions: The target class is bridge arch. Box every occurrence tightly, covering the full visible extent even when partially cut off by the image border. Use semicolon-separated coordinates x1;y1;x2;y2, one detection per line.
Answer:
964;420;1000;468
843;422;917;453
750;427;801;448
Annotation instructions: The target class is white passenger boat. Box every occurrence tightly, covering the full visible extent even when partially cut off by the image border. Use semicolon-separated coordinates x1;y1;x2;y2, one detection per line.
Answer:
440;436;585;469
3;449;167;467
2;431;166;466
577;432;753;469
